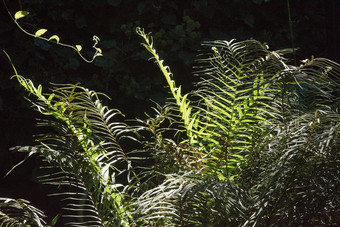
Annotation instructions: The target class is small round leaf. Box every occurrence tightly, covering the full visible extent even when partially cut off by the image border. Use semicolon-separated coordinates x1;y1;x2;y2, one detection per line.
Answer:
49;35;60;43
76;45;82;51
35;29;48;37
14;11;30;20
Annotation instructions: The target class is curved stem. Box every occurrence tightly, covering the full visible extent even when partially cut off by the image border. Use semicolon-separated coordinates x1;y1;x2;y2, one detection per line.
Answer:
3;0;102;63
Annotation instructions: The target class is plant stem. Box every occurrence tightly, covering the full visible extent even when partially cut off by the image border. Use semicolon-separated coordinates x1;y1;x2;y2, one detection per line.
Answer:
287;0;297;65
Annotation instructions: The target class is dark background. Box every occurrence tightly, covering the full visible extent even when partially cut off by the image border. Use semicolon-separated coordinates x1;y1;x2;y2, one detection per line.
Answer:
1;0;340;223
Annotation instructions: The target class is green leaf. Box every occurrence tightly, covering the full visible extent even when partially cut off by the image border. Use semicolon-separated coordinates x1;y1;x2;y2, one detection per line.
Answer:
49;35;60;43
37;84;42;97
47;93;55;104
14;11;29;20
35;29;48;37
76;45;82;51
50;214;60;226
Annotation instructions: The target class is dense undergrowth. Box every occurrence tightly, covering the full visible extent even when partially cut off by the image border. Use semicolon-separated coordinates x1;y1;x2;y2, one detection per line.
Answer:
1;25;340;226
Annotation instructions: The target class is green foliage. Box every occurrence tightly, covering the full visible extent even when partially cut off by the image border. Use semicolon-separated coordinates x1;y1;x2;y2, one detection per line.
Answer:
0;198;46;226
2;29;340;226
4;53;137;226
133;31;340;226
137;28;196;140
241;110;340;225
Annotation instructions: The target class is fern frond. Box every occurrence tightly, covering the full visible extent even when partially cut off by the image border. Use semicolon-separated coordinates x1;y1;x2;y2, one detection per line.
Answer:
0;197;47;227
8;75;138;226
137;27;197;144
241;109;340;225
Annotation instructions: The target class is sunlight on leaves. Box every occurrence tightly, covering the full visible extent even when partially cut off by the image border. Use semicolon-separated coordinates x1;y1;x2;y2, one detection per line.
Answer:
48;35;60;43
35;29;48;37
76;45;82;51
14;11;29;20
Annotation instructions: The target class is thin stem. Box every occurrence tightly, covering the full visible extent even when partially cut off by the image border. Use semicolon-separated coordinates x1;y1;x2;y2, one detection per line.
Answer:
3;0;102;63
287;0;297;65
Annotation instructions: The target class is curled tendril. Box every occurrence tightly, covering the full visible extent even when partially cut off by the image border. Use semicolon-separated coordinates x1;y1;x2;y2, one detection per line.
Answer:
3;0;103;63
93;35;100;46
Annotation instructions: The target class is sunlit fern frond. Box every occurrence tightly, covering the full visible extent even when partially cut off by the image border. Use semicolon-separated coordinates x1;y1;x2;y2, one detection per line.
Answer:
9;74;138;226
137;33;287;178
184;39;293;178
5;32;340;227
189;40;340;176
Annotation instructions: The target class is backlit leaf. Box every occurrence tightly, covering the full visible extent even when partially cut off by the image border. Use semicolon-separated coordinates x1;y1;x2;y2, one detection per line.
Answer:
14;11;29;20
76;45;82;51
35;29;48;37
49;35;60;43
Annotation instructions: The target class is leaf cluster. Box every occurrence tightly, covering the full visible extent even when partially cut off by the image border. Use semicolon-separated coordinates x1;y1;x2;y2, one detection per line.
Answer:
2;29;340;226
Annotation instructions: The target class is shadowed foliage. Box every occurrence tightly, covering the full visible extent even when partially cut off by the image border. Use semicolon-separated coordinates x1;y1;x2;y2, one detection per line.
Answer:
1;32;340;226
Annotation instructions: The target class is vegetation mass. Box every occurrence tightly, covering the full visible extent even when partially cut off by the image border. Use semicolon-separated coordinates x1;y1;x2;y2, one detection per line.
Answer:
1;1;340;226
